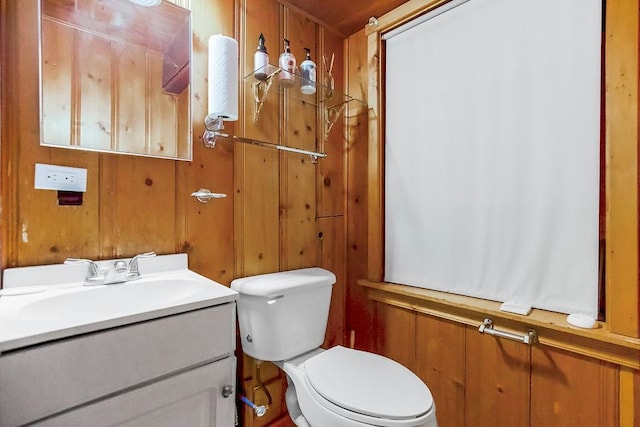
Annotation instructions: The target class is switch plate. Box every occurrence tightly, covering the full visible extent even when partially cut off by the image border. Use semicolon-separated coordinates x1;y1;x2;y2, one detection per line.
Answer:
34;163;87;192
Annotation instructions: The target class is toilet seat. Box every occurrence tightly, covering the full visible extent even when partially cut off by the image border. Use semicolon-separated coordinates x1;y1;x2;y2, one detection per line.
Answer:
303;346;434;426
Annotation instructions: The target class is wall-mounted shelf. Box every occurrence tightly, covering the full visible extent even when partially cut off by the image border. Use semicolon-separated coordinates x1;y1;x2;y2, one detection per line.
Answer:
246;64;366;135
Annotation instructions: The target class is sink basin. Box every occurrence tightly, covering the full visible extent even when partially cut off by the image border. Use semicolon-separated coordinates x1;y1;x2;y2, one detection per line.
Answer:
19;278;206;319
0;254;238;353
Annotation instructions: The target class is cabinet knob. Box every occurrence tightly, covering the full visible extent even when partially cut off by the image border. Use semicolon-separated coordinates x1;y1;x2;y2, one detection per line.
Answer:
222;384;234;398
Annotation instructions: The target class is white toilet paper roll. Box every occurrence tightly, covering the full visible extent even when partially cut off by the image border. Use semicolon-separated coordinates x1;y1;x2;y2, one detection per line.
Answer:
208;35;238;121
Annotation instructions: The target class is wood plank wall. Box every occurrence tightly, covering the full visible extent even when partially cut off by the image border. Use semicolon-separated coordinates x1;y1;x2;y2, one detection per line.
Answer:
1;0;347;425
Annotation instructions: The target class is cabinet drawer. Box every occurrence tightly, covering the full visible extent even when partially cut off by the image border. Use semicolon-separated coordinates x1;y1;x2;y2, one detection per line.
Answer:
0;303;235;427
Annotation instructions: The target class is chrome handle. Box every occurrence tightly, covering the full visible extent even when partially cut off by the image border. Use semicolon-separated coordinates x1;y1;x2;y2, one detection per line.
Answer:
478;318;538;345
191;188;227;203
126;252;156;280
113;260;128;273
221;384;234;398
64;258;105;284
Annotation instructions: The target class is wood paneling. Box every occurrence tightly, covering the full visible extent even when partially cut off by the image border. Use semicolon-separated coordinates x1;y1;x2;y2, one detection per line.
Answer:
605;0;640;337
465;326;530;427
318;216;346;348
280;9;318;271
345;29;375;352
531;347;618;426
176;0;234;283
375;296;625;427
109;156;177;257
317;29;345;217
375;303;416;370
279;0;408;36
415;314;465;427
366;27;384;283
234;0;349;424
236;0;281;278
634;369;640;426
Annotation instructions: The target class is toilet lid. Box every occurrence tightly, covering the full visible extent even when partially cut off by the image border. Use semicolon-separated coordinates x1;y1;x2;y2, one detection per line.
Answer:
304;346;433;420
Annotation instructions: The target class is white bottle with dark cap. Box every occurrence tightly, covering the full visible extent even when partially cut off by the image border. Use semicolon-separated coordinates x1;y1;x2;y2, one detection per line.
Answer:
254;33;269;80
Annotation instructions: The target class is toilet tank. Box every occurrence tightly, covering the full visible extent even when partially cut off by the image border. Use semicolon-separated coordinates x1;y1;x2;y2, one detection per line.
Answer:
230;268;335;361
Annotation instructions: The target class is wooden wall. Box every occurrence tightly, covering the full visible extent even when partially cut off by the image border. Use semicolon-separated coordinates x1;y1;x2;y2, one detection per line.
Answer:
1;0;347;425
373;304;626;427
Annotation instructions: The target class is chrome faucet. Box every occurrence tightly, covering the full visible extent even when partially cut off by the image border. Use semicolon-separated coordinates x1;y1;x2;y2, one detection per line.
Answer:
125;252;156;280
64;252;156;286
64;258;106;285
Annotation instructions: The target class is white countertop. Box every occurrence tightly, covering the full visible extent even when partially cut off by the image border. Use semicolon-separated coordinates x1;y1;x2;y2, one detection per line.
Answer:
0;254;237;353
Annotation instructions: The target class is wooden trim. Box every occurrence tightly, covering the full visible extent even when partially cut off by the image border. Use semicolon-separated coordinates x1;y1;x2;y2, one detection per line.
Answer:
360;279;640;370
619;367;636;426
234;0;246;279
0;0;38;272
605;0;640;337
0;0;15;275
366;30;383;282
364;0;450;36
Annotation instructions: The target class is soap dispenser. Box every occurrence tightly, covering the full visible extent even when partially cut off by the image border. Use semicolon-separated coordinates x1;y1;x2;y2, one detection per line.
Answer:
299;47;317;95
278;38;296;88
254;33;269;80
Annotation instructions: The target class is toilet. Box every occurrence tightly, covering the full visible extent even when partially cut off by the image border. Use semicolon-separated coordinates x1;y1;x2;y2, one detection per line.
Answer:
231;268;437;427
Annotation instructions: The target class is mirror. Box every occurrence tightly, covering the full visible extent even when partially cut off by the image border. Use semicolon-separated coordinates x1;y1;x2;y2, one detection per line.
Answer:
39;0;192;160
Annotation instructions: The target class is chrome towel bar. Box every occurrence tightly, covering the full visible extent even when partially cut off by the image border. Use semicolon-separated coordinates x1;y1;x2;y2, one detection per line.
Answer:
478;318;538;345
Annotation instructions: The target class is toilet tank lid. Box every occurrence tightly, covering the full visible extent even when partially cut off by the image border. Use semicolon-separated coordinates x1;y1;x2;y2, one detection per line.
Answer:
230;268;336;296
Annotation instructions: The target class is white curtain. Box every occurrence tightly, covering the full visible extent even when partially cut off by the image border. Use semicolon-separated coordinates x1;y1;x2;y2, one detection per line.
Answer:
384;0;602;316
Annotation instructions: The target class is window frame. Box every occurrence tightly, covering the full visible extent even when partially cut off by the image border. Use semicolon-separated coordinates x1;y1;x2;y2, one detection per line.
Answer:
364;0;639;357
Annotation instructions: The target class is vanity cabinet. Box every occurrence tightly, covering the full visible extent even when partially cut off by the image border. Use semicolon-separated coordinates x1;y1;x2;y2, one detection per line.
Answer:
0;303;236;427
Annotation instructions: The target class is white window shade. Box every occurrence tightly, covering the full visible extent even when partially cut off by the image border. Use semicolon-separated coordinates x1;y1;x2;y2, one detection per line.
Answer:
384;0;602;316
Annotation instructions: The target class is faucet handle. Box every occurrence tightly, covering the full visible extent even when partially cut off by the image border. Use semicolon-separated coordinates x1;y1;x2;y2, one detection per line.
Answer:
126;252;156;280
113;260;128;273
64;258;105;285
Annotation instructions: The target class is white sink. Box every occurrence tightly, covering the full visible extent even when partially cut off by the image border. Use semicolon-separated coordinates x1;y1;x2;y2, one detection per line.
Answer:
0;254;238;353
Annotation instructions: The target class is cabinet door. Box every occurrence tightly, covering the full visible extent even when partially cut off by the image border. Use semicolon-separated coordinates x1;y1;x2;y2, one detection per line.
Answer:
36;357;236;427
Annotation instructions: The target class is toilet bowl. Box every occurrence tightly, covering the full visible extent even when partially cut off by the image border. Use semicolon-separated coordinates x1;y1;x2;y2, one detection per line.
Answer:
231;268;438;427
277;346;436;426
